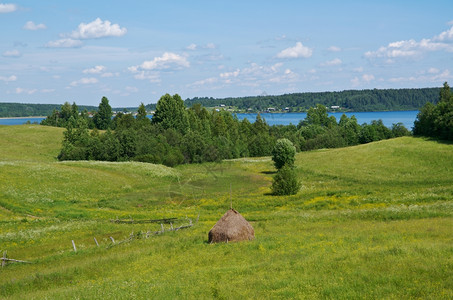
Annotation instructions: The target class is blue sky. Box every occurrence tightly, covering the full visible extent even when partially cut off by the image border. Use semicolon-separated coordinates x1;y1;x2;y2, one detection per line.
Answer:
1;1;452;106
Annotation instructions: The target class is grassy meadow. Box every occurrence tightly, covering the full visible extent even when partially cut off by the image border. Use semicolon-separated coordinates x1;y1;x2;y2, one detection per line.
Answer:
0;124;452;299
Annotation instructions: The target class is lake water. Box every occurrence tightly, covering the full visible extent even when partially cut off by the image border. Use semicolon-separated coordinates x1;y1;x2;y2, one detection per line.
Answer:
236;111;419;129
0;117;46;125
0;111;419;129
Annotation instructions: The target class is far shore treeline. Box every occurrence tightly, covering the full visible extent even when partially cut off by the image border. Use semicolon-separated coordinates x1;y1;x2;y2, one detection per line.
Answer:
0;87;441;118
35;82;452;167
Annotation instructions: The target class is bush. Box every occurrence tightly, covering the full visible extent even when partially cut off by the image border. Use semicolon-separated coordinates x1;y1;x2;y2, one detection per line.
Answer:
271;165;301;195
272;138;296;169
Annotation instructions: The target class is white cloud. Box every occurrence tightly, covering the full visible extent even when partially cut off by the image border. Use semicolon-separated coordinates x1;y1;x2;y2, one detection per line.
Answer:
101;72;119;78
15;88;37;95
70;77;98;87
186;43;197;50
23;21;46;30
277;42;313;59
353;67;364;73
365;25;453;60
321;58;342;66
0;75;17;82
186;43;216;51
0;3;17;13
434;26;453;42
350;77;360;87
328;46;341;52
389;69;451;83
130;70;161;83
220;69;240;78
190;77;218;87
362;74;375;82
351;74;375;87
2;49;21;57
125;86;138;93
69;18;127;39
45;38;83;48
83;65;106;74
131;52;190;71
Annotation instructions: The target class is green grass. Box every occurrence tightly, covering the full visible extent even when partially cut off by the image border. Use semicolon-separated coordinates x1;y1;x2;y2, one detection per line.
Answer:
0;125;452;299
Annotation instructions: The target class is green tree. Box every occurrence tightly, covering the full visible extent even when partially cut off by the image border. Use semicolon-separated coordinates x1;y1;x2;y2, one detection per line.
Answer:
152;94;189;134
136;102;147;121
271;165;301;195
93;96;112;130
272;138;296;170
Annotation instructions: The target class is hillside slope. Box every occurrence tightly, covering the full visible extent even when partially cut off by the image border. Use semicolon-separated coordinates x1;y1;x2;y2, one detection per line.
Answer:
0;125;452;299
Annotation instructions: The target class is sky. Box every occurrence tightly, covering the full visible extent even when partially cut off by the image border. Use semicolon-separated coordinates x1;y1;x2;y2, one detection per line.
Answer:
1;1;453;107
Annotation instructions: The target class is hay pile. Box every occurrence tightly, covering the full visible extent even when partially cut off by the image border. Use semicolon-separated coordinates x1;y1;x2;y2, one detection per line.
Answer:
208;209;255;243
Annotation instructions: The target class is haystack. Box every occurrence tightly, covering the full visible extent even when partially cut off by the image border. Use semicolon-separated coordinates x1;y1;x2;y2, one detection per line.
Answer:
208;209;255;243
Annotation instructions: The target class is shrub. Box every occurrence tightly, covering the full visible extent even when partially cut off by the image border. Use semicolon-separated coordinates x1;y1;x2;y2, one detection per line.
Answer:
272;138;296;169
271;165;301;195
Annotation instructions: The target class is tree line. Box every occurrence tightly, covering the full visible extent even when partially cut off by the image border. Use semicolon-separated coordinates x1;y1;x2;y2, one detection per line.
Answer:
185;87;440;112
414;82;453;141
0;102;97;118
44;93;411;167
1;87;440;118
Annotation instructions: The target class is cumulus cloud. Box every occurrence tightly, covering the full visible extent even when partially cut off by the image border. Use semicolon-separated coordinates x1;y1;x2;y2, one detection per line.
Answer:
83;65;106;74
23;21;46;30
0;3;17;13
186;43;216;51
321;58;342;66
15;88;37;95
45;38;83;48
186;43;197;50
389;69;451;83
101;72;120;78
365;25;453;60
0;75;17;82
189;62;298;89
277;42;313;59
130;52;190;71
125;86;138;93
328;46;341;52
70;77;98;87
2;49;21;57
220;69;240;79
351;74;375;87
434;26;453;42
69;18;127;39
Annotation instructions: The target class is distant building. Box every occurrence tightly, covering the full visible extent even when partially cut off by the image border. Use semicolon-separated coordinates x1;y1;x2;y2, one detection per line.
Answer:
331;105;340;109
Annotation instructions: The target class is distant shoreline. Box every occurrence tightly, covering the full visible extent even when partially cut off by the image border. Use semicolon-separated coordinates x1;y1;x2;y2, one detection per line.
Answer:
0;116;46;120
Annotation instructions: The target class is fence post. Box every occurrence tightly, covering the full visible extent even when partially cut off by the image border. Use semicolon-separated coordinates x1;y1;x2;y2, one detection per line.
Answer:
2;250;6;267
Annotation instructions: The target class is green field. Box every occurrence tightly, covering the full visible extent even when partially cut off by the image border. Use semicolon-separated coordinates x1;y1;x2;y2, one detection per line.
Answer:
0;125;452;299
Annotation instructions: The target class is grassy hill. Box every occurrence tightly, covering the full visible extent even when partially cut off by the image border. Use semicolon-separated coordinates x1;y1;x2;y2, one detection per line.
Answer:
0;125;452;298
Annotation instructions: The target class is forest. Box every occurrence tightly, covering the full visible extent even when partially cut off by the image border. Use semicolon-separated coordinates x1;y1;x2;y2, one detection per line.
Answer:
43;94;411;167
0;87;440;118
0;102;97;118
413;82;453;141
185;87;440;112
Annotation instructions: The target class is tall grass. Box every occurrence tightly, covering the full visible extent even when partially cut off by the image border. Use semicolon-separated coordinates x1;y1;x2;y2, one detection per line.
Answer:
0;126;452;299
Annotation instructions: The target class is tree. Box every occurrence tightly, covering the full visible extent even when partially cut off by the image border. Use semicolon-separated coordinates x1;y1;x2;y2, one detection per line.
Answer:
152;93;189;134
271;165;301;195
93;96;112;130
414;82;453;140
272;138;296;170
